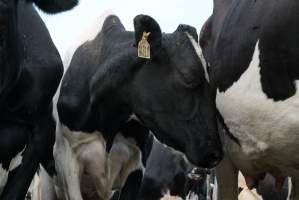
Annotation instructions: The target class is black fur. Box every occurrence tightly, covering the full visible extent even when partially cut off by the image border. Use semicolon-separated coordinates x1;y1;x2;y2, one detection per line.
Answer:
139;141;209;200
118;169;144;200
0;0;68;199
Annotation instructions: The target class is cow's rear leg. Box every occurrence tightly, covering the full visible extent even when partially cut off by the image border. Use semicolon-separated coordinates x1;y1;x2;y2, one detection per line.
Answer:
36;166;58;200
118;169;143;200
80;137;108;200
216;154;238;200
1;134;39;200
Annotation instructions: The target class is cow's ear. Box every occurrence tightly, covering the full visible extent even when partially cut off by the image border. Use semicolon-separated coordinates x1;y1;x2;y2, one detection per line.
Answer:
134;15;162;58
176;24;198;43
29;0;78;14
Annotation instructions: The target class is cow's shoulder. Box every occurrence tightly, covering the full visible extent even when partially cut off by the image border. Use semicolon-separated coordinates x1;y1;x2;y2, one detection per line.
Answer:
210;0;264;91
18;1;61;65
209;0;299;100
4;1;63;115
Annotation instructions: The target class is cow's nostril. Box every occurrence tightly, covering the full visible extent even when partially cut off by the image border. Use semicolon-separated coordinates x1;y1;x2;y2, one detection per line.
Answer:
212;151;220;159
207;150;223;167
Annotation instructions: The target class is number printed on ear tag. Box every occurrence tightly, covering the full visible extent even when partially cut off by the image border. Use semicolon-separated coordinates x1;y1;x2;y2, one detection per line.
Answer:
138;32;151;59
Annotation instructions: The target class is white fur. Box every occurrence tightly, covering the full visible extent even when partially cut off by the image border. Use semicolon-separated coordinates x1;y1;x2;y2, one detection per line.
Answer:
9;146;25;171
186;191;199;200
28;173;41;200
238;172;262;200
287;177;292;200
0;146;25;195
0;164;8;195
53;125;143;200
161;190;183;200
185;32;210;82
129;114;141;122
217;40;299;170
216;41;299;199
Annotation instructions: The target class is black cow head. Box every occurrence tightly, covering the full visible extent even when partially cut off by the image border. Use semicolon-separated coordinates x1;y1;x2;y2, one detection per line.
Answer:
89;15;223;168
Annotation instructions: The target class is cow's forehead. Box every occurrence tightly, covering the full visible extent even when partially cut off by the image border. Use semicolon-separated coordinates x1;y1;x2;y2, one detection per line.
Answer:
161;32;207;81
186;32;209;82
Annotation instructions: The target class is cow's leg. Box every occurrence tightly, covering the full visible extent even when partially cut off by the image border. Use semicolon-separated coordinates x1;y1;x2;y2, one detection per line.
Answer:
118;169;143;200
1;106;57;200
38;166;58;200
36;105;56;177
54;126;83;200
1;134;39;200
287;177;292;200
29;173;41;200
216;154;238;200
80;138;108;200
290;177;299;200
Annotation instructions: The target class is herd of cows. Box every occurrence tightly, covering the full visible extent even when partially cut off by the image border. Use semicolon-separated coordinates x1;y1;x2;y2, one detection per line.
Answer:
0;0;299;199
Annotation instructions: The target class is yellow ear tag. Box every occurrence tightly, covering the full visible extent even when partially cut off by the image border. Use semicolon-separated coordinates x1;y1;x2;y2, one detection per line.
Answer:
138;32;151;59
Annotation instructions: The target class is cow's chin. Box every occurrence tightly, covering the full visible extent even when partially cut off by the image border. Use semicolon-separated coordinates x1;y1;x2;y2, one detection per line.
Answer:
184;139;223;168
136;115;223;167
151;132;222;168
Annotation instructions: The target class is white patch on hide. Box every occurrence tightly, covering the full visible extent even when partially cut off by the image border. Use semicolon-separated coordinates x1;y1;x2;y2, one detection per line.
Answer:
185;32;210;82
128;114;141;122
186;191;199;200
0;164;8;195
0;145;26;195
161;190;183;200
54;124;144;200
216;40;299;171
287;177;292;200
9;146;26;171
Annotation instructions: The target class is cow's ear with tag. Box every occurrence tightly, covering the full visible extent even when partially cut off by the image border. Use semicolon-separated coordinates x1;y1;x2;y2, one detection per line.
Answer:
134;15;162;59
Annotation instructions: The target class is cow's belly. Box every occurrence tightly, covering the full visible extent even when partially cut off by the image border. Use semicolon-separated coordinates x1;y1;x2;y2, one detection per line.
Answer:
218;93;299;170
216;41;299;176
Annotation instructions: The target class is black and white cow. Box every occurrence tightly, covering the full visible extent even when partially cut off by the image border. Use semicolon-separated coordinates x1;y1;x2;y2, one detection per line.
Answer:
0;0;77;199
51;12;224;200
58;14;223;167
200;0;299;199
138;139;211;200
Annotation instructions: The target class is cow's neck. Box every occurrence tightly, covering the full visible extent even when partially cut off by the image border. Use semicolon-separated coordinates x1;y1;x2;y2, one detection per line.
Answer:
0;1;20;102
215;41;299;158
